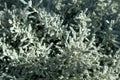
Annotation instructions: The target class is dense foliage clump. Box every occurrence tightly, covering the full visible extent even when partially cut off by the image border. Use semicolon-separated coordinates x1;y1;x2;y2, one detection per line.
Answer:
0;0;120;80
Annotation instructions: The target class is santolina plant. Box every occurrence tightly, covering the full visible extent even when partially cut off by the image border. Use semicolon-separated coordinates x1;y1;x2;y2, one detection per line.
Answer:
0;0;120;80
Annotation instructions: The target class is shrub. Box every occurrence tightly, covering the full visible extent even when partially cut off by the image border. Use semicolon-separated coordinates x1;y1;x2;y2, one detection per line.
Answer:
0;0;120;80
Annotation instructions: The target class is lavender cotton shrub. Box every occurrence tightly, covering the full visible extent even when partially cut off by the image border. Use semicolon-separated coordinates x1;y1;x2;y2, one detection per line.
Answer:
0;0;120;80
